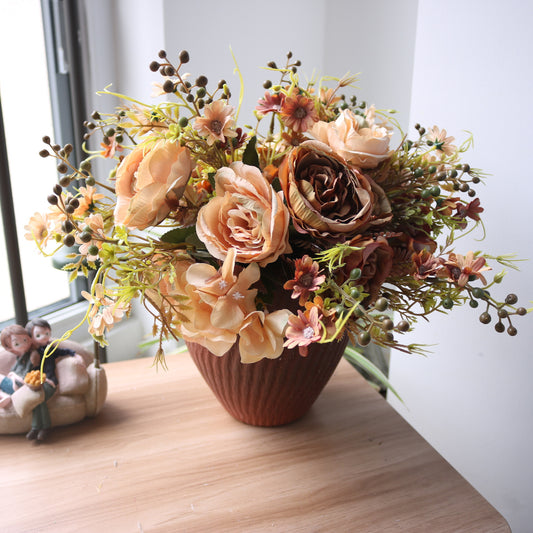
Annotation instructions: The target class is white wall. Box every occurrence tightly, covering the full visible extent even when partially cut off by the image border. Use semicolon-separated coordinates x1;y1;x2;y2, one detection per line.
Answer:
388;2;533;532
162;0;328;128
322;0;419;131
77;0;168;361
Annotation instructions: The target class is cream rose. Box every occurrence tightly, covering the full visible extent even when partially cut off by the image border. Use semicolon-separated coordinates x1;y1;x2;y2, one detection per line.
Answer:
196;162;291;266
311;107;391;169
114;139;192;229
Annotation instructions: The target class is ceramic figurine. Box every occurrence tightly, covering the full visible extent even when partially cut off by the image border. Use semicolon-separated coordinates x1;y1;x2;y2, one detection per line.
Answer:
0;318;107;442
0;320;70;441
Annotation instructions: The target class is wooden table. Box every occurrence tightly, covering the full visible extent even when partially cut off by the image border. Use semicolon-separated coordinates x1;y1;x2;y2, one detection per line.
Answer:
0;354;509;532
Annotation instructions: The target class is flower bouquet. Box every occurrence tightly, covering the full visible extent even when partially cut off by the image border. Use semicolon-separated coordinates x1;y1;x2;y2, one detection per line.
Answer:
27;49;528;424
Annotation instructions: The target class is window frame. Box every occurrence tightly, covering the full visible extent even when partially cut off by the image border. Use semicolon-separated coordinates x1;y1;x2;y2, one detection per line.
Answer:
0;0;89;329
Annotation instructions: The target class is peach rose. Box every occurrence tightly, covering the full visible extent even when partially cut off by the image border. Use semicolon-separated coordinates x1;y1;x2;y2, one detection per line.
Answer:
196;162;291;266
311;107;391;169
114;139;192;229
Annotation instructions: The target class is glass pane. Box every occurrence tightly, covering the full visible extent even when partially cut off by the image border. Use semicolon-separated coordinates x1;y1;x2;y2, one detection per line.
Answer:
0;0;70;323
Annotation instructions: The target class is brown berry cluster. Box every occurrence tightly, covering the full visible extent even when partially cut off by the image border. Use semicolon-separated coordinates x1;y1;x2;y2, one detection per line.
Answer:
149;49;231;117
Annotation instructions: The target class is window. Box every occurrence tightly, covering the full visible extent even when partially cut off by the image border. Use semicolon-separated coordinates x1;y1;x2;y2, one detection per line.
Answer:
0;0;87;326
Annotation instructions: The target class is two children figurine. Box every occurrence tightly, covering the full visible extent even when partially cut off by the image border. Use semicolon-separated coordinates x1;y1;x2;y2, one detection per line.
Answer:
0;318;74;442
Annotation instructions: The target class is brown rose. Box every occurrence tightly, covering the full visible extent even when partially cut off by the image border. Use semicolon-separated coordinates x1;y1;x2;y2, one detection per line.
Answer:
114;139;192;229
341;235;394;305
278;140;390;241
196;162;291;266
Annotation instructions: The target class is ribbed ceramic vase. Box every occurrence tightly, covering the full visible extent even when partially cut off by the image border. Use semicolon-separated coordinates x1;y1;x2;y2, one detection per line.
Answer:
186;333;348;427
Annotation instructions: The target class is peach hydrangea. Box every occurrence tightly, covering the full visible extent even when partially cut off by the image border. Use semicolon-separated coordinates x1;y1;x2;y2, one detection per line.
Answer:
175;248;291;360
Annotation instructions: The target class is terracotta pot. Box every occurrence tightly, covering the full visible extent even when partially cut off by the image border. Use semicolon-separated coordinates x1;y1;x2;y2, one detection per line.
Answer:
186;334;348;427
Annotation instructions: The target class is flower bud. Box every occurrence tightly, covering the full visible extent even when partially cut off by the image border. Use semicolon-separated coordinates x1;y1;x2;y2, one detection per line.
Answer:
493;271;506;284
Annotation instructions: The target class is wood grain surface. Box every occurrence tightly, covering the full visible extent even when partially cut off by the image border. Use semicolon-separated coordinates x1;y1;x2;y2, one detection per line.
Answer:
0;353;509;532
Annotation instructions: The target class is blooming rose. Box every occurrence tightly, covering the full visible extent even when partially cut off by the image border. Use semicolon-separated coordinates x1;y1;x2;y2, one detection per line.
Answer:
278;140;390;241
196;162;291;266
311;107;392;169
114;139;192;229
341;235;394;305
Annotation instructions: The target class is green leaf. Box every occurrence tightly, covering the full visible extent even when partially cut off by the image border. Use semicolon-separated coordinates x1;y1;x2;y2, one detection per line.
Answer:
242;135;260;168
160;226;196;244
207;172;216;191
343;345;403;402
423;297;436;314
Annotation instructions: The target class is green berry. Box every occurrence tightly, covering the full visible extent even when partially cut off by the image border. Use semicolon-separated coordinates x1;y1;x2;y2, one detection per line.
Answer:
349;287;360;299
472;287;486;299
374;297;388;312
357;331;371;347
442;297;453;309
354;306;365;318
350;268;362;280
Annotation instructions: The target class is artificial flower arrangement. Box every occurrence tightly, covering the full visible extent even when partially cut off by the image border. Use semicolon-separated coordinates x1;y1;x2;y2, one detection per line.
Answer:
27;49;528;384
